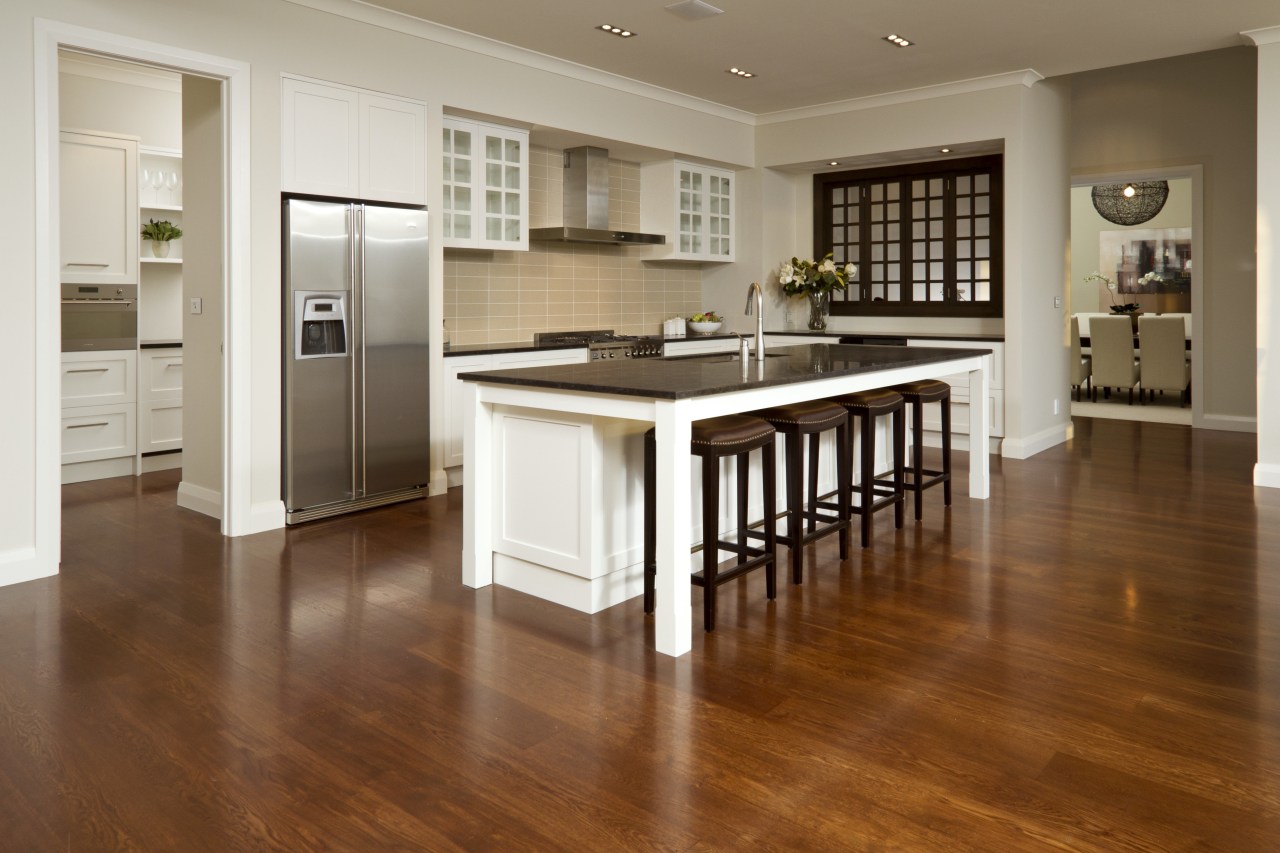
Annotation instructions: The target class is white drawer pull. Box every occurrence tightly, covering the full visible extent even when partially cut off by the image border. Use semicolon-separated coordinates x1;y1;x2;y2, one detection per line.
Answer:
66;368;110;373
65;262;110;267
164;362;182;368
66;422;110;429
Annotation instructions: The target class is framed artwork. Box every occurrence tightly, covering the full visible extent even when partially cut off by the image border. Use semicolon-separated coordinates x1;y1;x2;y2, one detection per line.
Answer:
1099;227;1192;294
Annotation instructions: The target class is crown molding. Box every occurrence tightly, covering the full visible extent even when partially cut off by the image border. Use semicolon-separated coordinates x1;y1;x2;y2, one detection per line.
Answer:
1242;26;1280;47
281;0;756;125
58;50;182;92
756;69;1044;125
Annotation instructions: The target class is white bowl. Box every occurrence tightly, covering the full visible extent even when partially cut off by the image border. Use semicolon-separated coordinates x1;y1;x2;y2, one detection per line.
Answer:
688;321;723;335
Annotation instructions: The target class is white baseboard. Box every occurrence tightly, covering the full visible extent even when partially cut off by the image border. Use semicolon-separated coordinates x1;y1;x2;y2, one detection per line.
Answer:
139;452;182;473
1255;462;1280;489
429;467;449;496
1001;422;1071;460
0;547;55;588
920;433;1003;455
1200;413;1257;433
61;456;134;484
245;500;286;534
177;481;221;519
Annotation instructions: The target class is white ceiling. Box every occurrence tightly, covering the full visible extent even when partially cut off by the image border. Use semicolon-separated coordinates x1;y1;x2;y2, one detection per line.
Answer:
364;0;1279;114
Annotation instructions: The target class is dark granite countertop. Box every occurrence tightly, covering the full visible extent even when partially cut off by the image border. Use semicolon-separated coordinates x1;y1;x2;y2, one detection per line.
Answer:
443;332;738;358
765;330;1005;343
457;342;991;400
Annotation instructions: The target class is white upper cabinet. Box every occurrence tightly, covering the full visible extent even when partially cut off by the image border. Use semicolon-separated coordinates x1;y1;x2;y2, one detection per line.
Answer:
60;130;138;285
442;117;528;251
281;75;425;205
641;159;735;262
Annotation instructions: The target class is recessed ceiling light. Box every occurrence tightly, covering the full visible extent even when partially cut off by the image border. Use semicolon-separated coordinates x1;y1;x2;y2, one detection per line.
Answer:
599;24;636;38
883;34;913;47
726;67;755;78
940;148;951;153
829;161;840;166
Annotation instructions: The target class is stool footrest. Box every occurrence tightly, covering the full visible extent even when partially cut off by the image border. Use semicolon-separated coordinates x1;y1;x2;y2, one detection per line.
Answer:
692;550;774;588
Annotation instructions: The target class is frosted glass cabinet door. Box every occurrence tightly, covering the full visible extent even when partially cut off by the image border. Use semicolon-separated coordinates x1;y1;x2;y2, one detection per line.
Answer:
640;159;735;262
60;131;138;285
442;117;528;250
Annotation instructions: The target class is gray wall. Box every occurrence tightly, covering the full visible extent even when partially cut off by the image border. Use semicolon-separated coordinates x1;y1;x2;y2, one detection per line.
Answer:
1067;47;1257;421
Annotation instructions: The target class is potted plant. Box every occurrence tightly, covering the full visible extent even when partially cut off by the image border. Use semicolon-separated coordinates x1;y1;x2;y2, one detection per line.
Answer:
1083;270;1142;330
141;218;183;258
777;253;857;331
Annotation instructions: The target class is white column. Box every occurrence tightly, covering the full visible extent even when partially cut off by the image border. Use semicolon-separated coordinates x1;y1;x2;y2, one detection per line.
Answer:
653;399;693;657
969;355;991;499
462;380;494;587
1246;28;1280;488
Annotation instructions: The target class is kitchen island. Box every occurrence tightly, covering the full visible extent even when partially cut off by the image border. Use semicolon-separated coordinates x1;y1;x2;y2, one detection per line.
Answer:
459;342;992;658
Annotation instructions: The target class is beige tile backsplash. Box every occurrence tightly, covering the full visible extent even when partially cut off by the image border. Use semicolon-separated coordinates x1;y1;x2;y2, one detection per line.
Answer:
443;146;703;346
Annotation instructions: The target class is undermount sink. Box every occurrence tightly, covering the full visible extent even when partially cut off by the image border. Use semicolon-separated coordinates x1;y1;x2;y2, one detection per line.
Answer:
662;352;789;363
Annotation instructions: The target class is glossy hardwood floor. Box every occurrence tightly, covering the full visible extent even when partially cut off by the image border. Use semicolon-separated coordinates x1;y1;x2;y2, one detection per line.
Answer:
6;418;1280;850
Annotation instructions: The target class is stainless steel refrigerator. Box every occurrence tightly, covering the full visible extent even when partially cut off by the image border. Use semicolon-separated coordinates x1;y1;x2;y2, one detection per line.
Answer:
283;197;431;524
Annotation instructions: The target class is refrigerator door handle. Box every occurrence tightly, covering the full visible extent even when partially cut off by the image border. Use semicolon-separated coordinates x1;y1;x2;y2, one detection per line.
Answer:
357;204;367;498
349;204;360;498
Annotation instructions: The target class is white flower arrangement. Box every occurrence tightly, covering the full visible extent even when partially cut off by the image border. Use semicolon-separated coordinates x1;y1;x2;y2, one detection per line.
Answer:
1083;270;1140;314
778;253;857;296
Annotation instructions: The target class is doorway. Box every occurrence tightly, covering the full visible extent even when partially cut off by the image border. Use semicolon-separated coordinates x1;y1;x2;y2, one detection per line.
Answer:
1069;167;1204;427
35;21;256;578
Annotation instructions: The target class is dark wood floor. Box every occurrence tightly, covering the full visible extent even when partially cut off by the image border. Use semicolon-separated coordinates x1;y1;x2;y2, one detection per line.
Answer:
5;418;1280;850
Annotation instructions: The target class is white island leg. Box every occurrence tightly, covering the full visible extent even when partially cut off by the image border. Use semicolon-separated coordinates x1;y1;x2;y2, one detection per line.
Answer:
968;355;991;500
462;381;494;588
653;400;693;657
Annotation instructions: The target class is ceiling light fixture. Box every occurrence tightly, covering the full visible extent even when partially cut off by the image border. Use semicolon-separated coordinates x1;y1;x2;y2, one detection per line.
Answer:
883;34;913;47
727;67;755;78
829;161;840;166
1091;181;1169;226
598;24;635;38
940;148;952;153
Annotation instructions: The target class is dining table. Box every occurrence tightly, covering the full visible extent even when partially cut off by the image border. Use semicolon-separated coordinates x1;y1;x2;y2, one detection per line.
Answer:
458;342;993;658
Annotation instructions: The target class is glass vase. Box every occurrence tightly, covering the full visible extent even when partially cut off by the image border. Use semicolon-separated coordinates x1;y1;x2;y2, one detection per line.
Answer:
807;291;830;331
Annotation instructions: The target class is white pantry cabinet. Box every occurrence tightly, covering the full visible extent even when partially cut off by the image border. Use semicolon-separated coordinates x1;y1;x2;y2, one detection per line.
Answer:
641;159;734;262
60;130;138;286
281;75;426;205
138;347;184;456
443;348;588;474
442;118;529;250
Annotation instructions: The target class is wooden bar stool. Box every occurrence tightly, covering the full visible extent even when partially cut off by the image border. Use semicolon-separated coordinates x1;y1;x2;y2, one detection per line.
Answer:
746;401;850;585
893;379;951;520
643;415;777;632
827;388;905;547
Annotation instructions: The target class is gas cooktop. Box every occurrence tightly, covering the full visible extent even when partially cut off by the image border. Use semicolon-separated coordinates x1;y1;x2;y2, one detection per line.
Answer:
535;330;664;360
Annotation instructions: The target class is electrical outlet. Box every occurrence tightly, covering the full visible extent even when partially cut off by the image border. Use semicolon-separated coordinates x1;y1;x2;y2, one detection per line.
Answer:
1054;296;1062;309
1053;398;1060;415
190;297;202;315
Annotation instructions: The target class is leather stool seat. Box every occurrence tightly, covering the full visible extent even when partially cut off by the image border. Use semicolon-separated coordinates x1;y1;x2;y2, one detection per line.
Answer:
892;379;952;520
747;400;850;584
643;415;777;632
829;388;905;547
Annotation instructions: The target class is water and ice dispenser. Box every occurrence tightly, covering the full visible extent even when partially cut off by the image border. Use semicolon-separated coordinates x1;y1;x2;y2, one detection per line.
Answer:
294;292;349;359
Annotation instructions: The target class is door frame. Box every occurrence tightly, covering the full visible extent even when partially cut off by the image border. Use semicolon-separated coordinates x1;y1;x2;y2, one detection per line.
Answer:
1071;165;1205;428
34;19;258;572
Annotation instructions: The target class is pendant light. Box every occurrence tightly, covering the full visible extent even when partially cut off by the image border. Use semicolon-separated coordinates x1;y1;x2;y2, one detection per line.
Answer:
1091;181;1169;226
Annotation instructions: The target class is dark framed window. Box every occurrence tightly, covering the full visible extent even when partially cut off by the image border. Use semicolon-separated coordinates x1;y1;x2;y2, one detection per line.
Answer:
814;155;1003;318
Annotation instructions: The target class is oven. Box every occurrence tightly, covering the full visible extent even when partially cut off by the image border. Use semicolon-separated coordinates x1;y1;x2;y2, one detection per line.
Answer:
534;329;665;360
61;283;138;352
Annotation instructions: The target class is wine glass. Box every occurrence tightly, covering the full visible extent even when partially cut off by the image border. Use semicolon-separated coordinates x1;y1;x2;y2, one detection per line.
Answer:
165;170;179;206
150;167;165;206
140;167;150;198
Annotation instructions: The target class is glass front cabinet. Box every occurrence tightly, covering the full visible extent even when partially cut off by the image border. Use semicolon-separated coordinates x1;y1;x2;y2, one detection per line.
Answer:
641;159;735;262
442;117;528;251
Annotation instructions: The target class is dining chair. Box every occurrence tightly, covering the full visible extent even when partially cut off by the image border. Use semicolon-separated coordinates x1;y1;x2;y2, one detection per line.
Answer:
1138;315;1191;406
1090;315;1140;404
1071;315;1092;402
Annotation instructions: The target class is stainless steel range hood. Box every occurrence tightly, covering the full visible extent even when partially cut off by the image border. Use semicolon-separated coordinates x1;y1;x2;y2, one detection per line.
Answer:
528;146;666;246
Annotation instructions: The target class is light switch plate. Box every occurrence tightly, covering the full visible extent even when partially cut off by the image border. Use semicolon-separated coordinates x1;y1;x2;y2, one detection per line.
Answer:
1054;296;1062;308
190;297;202;315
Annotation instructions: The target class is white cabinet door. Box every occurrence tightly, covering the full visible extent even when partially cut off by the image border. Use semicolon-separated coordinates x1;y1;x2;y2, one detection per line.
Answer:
139;400;183;454
60;131;138;285
443;354;493;469
663;338;738;356
281;77;360;198
140;347;183;405
62;351;137;408
491;349;588;369
61;403;137;465
641;159;734;262
359;92;426;205
442;118;528;250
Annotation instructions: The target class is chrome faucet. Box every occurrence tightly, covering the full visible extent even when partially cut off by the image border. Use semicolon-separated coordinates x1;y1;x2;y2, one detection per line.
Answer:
744;282;765;362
